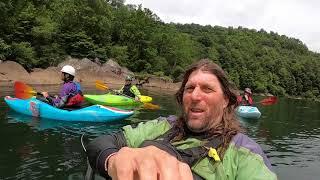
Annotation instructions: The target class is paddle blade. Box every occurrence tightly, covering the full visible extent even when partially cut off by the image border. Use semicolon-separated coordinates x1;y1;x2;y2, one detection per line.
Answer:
14;81;37;99
143;102;160;110
260;96;278;106
95;80;108;91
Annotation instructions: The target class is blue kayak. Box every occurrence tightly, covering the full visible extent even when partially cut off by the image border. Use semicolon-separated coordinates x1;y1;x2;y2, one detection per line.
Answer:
236;106;261;119
4;96;134;122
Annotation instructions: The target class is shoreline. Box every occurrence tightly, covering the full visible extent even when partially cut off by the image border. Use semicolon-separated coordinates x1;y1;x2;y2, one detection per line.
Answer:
0;60;180;93
1;61;318;101
0;80;180;95
2;81;317;101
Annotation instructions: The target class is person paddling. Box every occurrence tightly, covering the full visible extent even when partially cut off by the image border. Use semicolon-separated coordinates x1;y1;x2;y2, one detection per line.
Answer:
85;59;277;180
39;65;84;108
115;75;141;101
237;87;254;106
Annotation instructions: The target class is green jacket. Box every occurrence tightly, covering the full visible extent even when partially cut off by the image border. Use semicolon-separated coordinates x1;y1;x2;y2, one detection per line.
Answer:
87;117;277;180
118;84;141;98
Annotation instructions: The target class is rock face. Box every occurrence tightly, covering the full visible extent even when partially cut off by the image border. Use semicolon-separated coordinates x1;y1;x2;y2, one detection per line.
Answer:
30;67;60;84
58;57;100;71
147;75;179;89
0;58;179;91
54;57;133;84
0;61;31;82
103;59;134;78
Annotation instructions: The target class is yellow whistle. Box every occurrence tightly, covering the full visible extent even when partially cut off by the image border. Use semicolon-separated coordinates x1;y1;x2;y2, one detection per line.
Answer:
208;147;221;161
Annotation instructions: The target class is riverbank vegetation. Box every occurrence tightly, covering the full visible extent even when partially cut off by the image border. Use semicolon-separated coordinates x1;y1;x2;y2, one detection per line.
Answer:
0;0;319;99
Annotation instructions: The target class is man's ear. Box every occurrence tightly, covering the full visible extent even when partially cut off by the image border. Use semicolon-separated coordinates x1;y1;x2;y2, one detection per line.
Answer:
223;96;229;108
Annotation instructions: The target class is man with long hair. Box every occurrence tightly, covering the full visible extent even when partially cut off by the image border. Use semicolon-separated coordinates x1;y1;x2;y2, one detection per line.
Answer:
86;59;277;180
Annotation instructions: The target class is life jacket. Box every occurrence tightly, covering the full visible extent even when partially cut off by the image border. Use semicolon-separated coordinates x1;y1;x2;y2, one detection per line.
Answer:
66;82;84;107
139;129;223;180
238;95;253;106
122;84;135;98
66;93;84;107
75;82;82;92
83;129;223;180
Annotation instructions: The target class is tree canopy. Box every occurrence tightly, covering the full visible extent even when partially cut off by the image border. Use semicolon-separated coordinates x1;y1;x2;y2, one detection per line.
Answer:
0;0;319;99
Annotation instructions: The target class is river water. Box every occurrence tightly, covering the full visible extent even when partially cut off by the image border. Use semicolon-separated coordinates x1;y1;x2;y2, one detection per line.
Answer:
0;85;319;180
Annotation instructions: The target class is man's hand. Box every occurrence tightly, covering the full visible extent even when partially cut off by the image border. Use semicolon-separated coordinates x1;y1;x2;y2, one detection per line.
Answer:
244;94;249;101
112;90;120;95
107;146;193;180
134;96;140;101
41;92;49;98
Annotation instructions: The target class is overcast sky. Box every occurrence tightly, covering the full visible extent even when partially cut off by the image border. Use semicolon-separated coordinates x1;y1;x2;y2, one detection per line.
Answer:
125;0;320;52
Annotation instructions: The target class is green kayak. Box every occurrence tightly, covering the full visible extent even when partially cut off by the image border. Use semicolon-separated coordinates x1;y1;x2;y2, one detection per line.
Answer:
84;94;152;106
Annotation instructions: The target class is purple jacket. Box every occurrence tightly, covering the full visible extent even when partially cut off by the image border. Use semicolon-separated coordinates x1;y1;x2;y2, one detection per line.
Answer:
50;82;78;108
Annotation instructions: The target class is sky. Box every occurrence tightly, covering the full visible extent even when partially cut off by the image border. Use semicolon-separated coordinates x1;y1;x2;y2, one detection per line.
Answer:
125;0;320;52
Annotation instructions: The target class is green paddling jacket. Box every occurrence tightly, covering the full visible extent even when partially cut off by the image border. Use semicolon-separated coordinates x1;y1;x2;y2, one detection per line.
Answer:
87;117;277;180
117;84;141;98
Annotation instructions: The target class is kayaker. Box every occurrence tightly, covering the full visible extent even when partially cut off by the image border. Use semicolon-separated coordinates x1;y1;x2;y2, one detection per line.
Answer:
39;65;84;108
85;59;277;180
237;87;254;106
115;75;141;101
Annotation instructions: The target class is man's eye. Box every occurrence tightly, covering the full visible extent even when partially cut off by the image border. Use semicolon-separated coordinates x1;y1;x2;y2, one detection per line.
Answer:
203;87;214;93
184;86;194;92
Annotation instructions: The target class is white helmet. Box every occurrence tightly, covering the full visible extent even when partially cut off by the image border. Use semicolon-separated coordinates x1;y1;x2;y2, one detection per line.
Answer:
61;65;75;76
244;87;252;94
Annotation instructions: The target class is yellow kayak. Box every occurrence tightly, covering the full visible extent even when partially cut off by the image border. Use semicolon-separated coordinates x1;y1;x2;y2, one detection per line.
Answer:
140;95;152;103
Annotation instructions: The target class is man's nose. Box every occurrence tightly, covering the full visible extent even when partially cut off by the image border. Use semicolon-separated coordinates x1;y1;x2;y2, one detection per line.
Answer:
191;87;202;101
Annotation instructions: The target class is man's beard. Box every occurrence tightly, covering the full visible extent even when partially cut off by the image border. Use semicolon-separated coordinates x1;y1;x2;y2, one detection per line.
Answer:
183;106;224;133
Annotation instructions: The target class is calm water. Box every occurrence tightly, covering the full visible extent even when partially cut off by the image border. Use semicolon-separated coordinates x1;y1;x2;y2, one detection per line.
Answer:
0;85;319;180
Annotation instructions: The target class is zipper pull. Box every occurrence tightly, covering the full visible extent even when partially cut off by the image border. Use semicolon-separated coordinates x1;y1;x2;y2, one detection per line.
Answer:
208;147;221;161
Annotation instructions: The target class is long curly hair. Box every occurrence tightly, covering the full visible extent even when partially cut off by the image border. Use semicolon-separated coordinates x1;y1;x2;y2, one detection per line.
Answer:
172;59;242;156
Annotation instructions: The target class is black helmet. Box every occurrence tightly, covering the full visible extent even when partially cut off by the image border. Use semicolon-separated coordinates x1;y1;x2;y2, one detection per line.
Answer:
125;75;133;81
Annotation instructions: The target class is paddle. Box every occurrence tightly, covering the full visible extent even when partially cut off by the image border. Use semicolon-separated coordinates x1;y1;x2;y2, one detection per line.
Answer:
14;81;42;99
95;80;109;91
95;80;160;110
258;96;278;106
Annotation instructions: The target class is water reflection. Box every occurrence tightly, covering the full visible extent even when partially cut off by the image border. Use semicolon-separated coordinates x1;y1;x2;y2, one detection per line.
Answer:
6;110;133;136
237;97;320;179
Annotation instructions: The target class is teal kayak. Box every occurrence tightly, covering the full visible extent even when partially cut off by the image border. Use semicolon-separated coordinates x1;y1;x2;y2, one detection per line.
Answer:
236;106;261;119
4;96;134;122
84;94;152;106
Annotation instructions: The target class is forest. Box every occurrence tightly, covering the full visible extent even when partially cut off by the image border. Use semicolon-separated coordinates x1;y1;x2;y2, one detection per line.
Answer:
0;0;319;99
